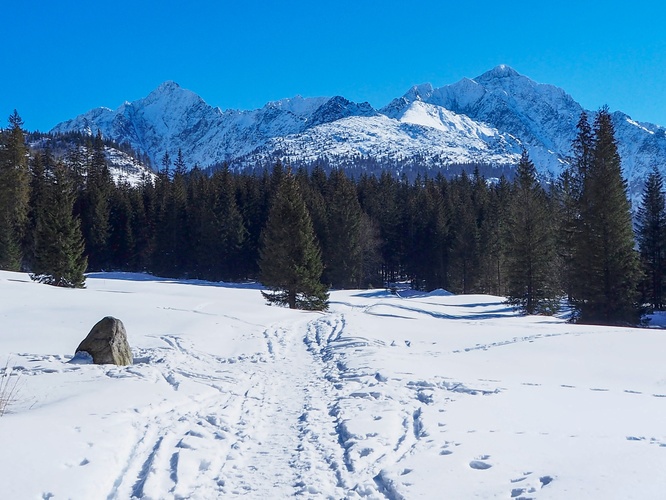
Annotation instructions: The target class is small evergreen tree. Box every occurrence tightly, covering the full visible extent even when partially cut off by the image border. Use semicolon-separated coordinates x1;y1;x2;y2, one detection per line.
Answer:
636;167;666;310
259;169;328;310
505;151;559;314
31;162;87;288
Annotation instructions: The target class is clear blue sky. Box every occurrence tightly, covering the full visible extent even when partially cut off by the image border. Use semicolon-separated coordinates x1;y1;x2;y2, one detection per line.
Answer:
2;0;666;132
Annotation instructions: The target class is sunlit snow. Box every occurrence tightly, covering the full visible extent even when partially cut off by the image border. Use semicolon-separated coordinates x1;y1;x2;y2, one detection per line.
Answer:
1;271;664;499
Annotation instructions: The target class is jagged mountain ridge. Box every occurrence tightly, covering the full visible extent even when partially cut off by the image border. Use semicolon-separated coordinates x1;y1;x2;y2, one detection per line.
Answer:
52;66;666;199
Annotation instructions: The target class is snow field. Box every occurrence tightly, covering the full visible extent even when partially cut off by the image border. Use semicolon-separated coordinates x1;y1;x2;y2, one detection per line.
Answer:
0;271;664;499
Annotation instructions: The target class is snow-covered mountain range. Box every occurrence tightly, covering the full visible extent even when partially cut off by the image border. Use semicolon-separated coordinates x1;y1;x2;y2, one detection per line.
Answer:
52;65;666;198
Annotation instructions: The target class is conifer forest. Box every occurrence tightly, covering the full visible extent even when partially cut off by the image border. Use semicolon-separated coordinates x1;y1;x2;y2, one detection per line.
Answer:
0;108;662;325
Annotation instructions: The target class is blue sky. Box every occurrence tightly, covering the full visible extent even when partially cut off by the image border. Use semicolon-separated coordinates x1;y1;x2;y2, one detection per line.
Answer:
2;0;666;132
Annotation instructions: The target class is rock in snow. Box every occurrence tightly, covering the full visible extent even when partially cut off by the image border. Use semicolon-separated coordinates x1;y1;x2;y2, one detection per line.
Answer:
76;316;132;366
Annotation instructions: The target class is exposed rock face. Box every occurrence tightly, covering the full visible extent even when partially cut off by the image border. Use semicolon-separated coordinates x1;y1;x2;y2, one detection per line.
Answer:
76;317;133;366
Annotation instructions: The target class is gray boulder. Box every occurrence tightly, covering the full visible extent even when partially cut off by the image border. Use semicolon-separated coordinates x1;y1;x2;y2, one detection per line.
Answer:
76;317;133;366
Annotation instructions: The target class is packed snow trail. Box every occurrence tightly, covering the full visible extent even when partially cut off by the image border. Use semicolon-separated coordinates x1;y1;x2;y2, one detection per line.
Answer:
103;314;349;499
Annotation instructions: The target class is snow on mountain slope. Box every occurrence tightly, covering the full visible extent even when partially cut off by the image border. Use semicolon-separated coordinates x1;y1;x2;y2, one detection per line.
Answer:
103;146;155;185
388;65;666;190
51;67;666;198
254;113;522;168
51;84;359;168
383;65;583;173
1;271;665;498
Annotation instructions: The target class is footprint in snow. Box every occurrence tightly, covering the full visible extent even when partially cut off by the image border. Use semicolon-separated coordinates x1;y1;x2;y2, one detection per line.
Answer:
469;460;492;470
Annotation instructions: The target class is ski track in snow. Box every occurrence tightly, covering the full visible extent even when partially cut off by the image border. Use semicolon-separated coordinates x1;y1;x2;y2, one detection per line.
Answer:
97;319;350;499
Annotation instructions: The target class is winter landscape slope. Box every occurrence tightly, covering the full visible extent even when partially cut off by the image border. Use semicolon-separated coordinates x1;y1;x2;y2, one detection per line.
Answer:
1;271;665;499
51;66;666;197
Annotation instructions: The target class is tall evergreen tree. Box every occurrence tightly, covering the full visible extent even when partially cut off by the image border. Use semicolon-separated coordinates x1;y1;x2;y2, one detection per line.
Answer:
505;151;559;314
31;162;87;288
78;131;112;269
357;211;383;288
173;148;187;176
636;167;666;310
0;111;30;270
259;169;328;310
152;160;188;277
323;169;363;289
211;167;247;280
554;165;580;301
479;176;510;295
449;173;479;293
107;183;135;270
403;177;449;291
572;107;642;324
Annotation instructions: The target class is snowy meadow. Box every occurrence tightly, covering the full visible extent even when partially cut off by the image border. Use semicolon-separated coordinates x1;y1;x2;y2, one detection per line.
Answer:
0;270;664;499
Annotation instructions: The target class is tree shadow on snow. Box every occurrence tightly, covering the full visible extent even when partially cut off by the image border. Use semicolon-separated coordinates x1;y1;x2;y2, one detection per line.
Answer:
86;272;264;290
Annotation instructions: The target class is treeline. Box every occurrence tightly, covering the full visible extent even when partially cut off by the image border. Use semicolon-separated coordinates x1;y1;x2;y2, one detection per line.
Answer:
0;108;661;324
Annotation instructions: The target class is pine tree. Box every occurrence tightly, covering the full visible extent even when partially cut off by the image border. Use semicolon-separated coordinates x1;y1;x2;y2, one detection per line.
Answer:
259;169;328;310
0;111;30;270
186;167;218;278
572;107;642;324
78;131;112;270
403;177;449;291
323;169;363;289
553;165;580;301
479;176;510;295
211;166;246;280
449;173;479;293
358;211;383;288
636;167;666;310
173;148;187;176
31;162;87;288
505;151;559;314
107;183;135;270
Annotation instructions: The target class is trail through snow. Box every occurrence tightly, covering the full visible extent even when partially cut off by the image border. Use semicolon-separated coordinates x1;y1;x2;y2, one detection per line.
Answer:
105;316;349;499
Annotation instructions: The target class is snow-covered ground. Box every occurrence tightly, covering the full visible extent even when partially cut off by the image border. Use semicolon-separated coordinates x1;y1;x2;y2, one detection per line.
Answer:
0;270;664;499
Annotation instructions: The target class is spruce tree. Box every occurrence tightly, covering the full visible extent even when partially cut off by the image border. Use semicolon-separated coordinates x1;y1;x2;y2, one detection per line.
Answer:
211;166;246;280
568;111;595;305
78;131;112;270
0;111;30;270
403;177;449;291
505;151;559;314
186;167;218;278
259;169;328;310
479;176;510;295
449;173;479;293
31;162;87;288
554;165;581;302
107;183;135;270
572;107;642;324
636;167;666;310
323;169;363;289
